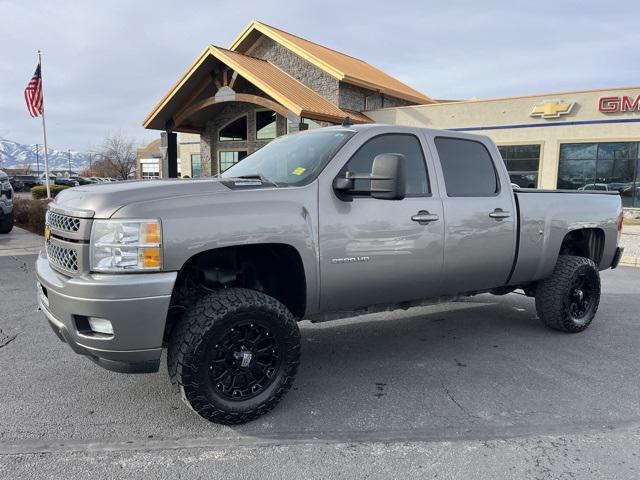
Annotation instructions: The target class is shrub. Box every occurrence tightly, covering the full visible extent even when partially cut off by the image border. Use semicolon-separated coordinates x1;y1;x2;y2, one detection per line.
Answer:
31;184;69;200
13;196;51;235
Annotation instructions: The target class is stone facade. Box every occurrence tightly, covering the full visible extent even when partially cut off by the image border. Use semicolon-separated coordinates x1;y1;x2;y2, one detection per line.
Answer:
338;82;415;112
249;37;339;104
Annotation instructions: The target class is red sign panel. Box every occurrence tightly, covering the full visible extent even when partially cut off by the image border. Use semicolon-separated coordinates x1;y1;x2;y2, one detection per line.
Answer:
599;95;640;113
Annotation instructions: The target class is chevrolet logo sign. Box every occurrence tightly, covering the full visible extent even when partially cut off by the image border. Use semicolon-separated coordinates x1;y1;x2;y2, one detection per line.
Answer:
530;101;574;119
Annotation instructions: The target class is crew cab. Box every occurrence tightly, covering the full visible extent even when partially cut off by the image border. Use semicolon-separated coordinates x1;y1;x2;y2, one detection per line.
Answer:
36;125;624;424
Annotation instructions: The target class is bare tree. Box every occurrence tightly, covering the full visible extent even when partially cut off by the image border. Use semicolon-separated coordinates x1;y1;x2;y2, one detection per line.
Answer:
99;133;137;180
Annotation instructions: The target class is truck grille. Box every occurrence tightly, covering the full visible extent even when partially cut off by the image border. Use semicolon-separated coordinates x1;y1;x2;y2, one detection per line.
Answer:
46;241;79;274
46;211;81;233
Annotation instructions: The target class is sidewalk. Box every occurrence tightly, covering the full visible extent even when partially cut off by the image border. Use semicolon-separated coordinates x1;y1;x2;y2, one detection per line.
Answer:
620;224;640;267
0;227;43;257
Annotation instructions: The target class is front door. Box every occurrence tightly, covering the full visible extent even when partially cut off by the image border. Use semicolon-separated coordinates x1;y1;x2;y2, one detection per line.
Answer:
428;134;517;294
318;132;444;311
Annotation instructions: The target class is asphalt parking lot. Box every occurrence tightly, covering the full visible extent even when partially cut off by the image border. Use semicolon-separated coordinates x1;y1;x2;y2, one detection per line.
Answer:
1;252;640;479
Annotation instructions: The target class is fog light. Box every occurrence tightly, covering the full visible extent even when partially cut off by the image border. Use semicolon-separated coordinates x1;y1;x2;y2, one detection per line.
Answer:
88;317;114;335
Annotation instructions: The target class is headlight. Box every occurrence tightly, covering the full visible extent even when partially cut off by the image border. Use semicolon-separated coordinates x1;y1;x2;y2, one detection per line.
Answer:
90;219;162;272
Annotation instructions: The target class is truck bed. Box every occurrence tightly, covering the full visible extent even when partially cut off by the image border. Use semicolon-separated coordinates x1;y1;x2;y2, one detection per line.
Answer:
508;189;622;285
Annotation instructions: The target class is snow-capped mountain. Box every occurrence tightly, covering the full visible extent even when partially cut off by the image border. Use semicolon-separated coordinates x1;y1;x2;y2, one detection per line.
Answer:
0;138;91;172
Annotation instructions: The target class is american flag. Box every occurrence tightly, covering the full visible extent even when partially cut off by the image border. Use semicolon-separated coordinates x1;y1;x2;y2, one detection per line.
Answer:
24;64;43;117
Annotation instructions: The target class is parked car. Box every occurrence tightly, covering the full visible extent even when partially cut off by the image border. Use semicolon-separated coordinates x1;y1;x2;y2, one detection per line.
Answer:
13;174;40;191
37;125;624;425
54;177;80;188
9;176;24;192
578;183;609;191
70;176;95;185
0;170;14;233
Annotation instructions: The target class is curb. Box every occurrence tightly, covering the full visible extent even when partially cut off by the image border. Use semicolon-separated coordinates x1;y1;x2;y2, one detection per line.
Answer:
619;255;639;268
0;247;42;257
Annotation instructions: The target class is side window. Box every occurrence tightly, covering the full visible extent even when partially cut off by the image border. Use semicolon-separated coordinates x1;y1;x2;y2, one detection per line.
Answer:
342;134;430;196
435;137;498;196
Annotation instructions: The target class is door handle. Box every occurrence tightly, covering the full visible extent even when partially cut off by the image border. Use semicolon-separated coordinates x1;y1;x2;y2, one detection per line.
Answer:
489;208;511;220
411;211;439;224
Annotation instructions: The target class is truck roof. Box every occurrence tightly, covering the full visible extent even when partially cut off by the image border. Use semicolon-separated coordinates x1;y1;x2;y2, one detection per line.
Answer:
322;123;490;142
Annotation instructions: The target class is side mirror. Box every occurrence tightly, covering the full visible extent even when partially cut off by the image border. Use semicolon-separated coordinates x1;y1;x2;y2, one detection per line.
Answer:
332;172;354;192
370;153;406;200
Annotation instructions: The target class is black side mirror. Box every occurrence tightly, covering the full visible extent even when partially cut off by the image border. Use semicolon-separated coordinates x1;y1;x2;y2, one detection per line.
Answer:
370;153;406;200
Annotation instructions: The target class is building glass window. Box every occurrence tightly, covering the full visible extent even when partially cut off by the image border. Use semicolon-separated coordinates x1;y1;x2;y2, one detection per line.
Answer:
219;151;248;173
191;154;202;178
558;142;639;207
141;161;160;179
219;116;248;141
497;144;540;188
256;110;277;140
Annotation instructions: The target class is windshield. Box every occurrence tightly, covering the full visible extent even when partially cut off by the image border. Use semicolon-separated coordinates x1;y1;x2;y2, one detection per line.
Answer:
221;129;354;186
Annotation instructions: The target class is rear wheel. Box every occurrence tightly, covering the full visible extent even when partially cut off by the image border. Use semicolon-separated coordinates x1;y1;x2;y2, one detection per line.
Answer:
535;255;600;333
0;210;13;234
168;288;300;425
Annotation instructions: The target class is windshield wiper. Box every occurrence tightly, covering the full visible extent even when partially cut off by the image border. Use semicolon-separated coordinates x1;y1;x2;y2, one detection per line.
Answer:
236;174;266;181
234;174;284;186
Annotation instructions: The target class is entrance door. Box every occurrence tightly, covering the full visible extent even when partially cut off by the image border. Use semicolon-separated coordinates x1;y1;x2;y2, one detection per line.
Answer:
318;132;444;311
429;135;517;294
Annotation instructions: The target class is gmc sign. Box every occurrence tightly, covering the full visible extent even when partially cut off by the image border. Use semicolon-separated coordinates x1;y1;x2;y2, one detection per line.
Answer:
599;95;640;113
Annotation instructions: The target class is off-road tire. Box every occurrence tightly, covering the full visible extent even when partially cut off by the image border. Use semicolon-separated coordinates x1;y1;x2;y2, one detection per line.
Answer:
167;288;301;425
0;210;13;234
535;255;601;333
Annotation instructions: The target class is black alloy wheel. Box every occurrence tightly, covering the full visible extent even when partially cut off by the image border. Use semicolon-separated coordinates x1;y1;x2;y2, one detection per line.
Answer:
168;288;301;425
535;255;601;333
208;320;282;401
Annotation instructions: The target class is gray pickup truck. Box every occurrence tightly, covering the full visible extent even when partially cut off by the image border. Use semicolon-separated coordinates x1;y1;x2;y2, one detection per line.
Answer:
36;124;624;424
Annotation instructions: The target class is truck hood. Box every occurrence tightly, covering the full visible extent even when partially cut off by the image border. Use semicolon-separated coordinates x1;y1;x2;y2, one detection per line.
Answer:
52;179;233;218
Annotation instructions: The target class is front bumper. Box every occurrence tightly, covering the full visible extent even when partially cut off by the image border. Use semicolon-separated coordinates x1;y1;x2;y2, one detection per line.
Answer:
35;249;177;373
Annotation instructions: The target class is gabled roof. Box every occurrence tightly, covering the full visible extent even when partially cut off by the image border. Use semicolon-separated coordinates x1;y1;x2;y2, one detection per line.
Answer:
231;20;434;105
142;45;371;130
212;46;362;122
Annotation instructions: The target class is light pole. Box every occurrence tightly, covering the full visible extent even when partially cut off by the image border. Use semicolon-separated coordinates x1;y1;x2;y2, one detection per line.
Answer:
35;144;40;177
86;151;99;177
67;149;72;176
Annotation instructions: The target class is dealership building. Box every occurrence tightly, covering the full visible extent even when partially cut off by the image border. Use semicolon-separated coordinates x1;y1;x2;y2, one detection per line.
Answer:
142;20;640;210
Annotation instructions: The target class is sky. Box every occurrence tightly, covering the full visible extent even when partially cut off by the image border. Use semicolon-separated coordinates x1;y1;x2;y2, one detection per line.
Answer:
0;0;638;152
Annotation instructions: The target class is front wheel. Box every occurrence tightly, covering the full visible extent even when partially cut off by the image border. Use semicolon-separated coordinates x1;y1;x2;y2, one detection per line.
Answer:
0;210;13;234
535;255;601;333
168;288;301;425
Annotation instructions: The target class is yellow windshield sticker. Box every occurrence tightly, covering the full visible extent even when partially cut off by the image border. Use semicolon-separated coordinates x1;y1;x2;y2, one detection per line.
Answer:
292;167;306;176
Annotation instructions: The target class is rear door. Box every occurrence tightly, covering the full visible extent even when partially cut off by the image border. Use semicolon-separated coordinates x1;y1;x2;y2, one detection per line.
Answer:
426;133;516;294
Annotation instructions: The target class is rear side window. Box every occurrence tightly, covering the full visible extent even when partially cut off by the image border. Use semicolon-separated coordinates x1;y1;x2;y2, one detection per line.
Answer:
342;134;430;196
435;137;499;196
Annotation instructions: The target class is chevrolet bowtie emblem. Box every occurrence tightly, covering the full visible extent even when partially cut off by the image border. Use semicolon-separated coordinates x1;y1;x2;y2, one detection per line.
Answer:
530;101;574;119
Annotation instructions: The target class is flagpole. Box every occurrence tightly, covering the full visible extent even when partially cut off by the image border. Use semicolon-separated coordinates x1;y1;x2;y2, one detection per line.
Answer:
38;50;51;199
